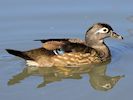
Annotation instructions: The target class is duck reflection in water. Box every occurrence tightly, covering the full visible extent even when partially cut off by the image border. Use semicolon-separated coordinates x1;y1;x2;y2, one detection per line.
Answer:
8;62;124;91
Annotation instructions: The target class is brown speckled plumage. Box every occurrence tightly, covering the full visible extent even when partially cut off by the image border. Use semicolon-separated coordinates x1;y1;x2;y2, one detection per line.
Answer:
6;23;123;67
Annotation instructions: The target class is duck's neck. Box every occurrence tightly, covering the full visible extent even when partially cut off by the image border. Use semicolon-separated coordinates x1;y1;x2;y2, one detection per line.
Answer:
87;41;111;61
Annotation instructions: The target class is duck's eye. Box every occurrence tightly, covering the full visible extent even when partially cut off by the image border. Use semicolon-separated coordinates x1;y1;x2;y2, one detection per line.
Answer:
95;27;109;34
103;29;107;32
102;28;109;33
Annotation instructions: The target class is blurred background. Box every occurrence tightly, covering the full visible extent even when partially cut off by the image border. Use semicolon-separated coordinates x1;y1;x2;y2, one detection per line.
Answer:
0;0;133;100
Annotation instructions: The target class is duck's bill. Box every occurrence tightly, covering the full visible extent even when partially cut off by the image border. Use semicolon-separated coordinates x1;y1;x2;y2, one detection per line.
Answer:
110;31;123;40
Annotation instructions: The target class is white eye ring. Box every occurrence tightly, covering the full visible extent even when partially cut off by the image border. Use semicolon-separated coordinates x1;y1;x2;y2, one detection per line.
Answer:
95;27;109;34
102;27;109;33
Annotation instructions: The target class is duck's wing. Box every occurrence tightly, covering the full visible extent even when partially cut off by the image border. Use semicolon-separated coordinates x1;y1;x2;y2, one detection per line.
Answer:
35;38;97;56
35;38;86;50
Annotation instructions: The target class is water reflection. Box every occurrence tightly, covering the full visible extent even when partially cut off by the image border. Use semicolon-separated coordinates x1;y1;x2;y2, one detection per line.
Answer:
89;65;124;91
8;63;124;91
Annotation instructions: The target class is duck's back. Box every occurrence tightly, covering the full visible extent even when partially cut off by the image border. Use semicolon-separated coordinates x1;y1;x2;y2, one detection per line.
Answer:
6;38;102;67
31;39;102;67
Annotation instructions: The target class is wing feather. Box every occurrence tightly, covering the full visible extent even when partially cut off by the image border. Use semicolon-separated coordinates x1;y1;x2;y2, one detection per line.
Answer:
35;38;85;50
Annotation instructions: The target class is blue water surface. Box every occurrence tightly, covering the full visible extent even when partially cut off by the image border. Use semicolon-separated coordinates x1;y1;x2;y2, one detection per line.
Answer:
0;0;133;100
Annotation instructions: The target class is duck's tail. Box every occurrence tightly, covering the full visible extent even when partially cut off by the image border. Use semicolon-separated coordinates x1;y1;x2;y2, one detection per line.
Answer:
6;49;31;60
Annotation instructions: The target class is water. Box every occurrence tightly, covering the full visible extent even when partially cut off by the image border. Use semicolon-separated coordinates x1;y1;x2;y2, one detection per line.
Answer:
0;0;133;100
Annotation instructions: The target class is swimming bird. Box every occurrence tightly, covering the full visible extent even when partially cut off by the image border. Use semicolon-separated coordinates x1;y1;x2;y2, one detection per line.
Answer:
6;23;123;67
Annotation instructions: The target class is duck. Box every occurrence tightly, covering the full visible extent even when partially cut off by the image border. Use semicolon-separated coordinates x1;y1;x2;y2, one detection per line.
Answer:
6;23;123;67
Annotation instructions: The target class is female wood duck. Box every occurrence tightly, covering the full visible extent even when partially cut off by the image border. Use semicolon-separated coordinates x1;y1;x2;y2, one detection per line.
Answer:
6;23;123;67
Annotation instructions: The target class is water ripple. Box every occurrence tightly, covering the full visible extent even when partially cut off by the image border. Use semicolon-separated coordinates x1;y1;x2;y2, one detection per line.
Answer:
110;41;133;64
0;53;17;61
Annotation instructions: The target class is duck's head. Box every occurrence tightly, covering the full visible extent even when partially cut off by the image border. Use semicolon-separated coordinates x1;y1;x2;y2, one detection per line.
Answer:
85;23;123;46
